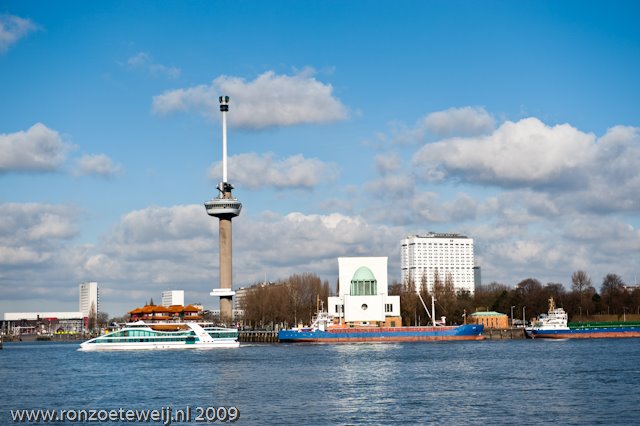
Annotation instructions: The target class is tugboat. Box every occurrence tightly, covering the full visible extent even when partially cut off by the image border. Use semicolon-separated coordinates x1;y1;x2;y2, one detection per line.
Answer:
525;297;569;339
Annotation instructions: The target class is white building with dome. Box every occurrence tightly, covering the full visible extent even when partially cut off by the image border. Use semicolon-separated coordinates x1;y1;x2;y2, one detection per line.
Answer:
327;257;401;326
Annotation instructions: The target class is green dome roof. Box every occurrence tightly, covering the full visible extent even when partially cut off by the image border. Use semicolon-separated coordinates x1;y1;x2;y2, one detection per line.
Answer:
352;266;376;282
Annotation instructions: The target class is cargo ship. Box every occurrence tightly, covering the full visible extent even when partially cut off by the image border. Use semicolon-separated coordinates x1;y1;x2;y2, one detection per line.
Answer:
525;298;640;339
278;310;484;343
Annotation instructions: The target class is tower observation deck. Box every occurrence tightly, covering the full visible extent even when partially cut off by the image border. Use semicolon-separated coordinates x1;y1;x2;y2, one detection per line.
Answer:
205;96;242;323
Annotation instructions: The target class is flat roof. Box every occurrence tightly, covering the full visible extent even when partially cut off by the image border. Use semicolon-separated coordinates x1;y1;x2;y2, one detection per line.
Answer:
406;233;470;239
469;311;507;317
3;312;85;321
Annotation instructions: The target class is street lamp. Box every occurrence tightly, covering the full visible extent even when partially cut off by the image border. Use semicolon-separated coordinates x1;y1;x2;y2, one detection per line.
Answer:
510;306;515;328
522;306;526;328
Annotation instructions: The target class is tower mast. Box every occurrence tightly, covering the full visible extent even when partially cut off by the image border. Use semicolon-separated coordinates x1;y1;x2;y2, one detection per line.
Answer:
205;96;242;324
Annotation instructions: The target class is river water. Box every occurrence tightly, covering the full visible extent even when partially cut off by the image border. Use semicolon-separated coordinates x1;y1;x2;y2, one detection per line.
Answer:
1;338;639;425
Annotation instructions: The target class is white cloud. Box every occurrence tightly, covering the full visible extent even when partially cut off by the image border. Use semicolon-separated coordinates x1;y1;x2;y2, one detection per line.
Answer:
73;154;123;177
0;202;81;306
409;118;640;215
110;205;210;245
404;115;640;216
0;202;406;314
0;124;125;178
0;203;78;246
2;196;639;316
208;152;338;190
424;106;495;137
80;205;218;306
380;106;495;146
585;125;640;212
236;211;402;283
77;206;403;313
412;117;597;187
375;153;402;175
365;174;414;200
471;214;640;286
0;14;38;54
410;192;479;223
0;123;70;172
385;120;430;146
126;52;180;78
152;70;349;129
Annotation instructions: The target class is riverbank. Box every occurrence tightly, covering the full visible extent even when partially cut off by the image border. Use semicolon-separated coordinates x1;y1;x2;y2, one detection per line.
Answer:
1;333;87;342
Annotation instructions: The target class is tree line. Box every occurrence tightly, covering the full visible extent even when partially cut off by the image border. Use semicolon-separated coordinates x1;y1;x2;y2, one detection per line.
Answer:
237;270;639;328
239;273;331;329
393;270;640;326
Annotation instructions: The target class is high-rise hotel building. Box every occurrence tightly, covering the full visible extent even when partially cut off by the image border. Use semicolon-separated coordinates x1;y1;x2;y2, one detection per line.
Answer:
79;281;99;317
401;233;475;294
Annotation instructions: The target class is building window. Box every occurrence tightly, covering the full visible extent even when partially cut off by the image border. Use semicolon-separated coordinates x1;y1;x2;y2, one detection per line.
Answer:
361;304;368;311
350;266;378;296
385;303;393;313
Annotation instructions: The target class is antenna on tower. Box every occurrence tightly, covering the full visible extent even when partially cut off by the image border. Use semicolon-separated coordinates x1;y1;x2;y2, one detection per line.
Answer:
217;95;233;196
205;95;242;216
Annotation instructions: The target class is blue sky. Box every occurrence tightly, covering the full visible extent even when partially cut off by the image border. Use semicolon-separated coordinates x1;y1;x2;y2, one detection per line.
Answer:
1;1;639;317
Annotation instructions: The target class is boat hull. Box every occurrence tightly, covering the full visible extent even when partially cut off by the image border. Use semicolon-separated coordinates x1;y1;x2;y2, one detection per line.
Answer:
526;326;640;339
79;340;239;351
278;324;484;343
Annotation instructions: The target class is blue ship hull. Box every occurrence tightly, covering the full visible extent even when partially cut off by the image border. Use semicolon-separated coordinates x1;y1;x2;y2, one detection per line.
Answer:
527;326;640;339
278;324;484;343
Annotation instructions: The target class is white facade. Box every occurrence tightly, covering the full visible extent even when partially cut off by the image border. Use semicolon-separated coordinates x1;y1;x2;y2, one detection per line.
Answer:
79;281;99;317
161;290;185;307
234;287;248;310
327;257;400;323
401;233;475;294
3;312;84;321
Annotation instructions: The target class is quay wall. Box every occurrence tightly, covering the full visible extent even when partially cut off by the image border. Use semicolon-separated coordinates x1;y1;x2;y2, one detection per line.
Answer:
238;328;526;342
483;327;526;340
239;331;279;343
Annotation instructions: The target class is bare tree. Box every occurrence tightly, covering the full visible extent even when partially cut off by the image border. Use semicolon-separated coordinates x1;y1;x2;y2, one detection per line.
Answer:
516;278;546;316
412;275;432;325
601;273;625;315
545;282;565;306
571;270;593;310
97;311;109;330
241;273;328;328
388;281;402;296
87;301;97;332
571;270;592;293
433;272;456;323
474;282;510;312
400;276;418;326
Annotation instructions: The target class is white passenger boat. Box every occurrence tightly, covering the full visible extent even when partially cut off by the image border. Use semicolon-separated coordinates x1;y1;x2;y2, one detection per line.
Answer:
79;321;239;351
